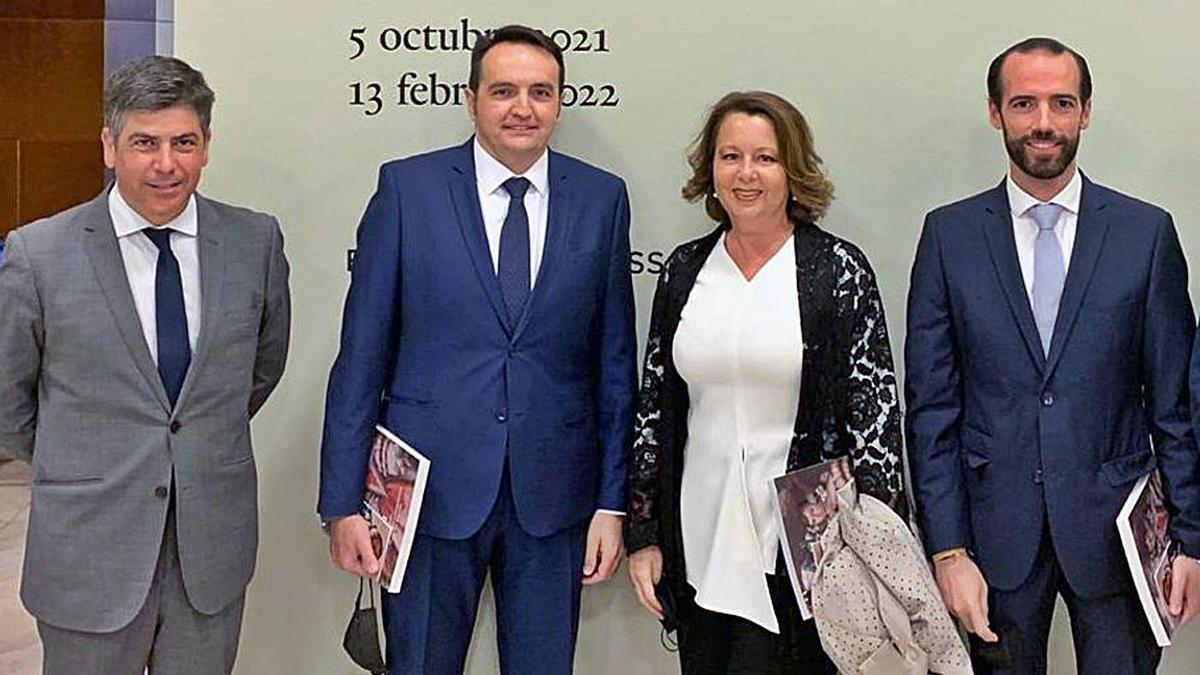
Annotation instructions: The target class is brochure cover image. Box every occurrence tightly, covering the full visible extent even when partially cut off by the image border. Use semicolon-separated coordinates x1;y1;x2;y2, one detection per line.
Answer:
774;456;854;619
363;425;431;593
1116;469;1180;647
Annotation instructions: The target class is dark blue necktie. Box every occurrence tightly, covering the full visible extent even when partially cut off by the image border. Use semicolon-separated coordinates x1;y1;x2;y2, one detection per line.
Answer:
498;177;531;326
143;227;191;408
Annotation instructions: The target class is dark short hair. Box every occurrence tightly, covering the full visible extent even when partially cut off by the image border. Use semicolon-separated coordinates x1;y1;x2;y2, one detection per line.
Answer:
987;37;1092;107
682;91;835;224
468;24;565;93
104;56;215;137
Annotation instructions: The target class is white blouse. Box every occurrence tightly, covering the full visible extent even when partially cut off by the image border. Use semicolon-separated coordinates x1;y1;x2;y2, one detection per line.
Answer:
674;233;803;633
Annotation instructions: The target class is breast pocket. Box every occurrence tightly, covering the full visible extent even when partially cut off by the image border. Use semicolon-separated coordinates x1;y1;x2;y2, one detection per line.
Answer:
218;272;265;336
208;305;261;374
1077;298;1140;356
557;251;608;310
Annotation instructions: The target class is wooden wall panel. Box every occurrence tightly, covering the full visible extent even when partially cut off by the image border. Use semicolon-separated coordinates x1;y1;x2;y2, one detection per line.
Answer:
0;20;104;141
0;1;104;20
18;141;104;226
0;141;17;236
0;7;105;237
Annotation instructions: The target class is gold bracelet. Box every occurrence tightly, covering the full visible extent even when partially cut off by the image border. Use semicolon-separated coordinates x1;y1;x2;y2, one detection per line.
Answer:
932;547;967;563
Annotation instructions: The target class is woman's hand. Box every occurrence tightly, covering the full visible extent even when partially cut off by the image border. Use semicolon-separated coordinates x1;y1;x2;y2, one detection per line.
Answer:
628;545;664;619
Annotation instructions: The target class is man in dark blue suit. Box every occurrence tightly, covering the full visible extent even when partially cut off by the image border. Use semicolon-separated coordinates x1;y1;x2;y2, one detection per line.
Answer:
317;24;636;674
906;37;1200;673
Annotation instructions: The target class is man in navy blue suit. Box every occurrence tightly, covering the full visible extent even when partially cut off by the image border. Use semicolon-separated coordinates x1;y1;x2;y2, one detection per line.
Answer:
906;37;1200;673
318;24;636;674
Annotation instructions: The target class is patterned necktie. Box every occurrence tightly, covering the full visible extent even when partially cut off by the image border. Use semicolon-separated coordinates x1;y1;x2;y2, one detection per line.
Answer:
498;177;531;326
143;227;191;408
1029;203;1065;356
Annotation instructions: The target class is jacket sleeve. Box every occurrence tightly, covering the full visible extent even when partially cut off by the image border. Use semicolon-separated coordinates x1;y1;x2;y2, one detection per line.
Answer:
904;213;971;555
1142;214;1200;558
840;244;907;519
593;182;638;512
318;165;402;519
626;258;674;552
0;230;42;463
249;216;291;418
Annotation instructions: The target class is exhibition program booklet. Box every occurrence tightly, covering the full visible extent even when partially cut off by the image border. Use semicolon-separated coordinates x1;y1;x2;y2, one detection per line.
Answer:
363;425;431;593
774;457;854;620
1116;469;1180;647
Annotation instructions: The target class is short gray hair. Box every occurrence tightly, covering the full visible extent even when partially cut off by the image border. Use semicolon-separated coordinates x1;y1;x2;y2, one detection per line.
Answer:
103;56;215;138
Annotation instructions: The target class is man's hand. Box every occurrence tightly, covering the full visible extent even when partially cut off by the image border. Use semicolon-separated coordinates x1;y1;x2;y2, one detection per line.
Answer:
328;514;381;578
582;512;624;586
628;545;664;619
934;553;998;642
1169;553;1200;625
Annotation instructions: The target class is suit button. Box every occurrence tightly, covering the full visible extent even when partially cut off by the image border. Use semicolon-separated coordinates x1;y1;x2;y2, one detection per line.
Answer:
496;410;507;423
154;485;169;498
1041;392;1054;407
169;421;182;433
1034;469;1044;484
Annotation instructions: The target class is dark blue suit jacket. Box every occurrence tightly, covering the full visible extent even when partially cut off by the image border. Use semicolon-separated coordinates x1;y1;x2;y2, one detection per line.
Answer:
905;176;1200;598
319;140;637;539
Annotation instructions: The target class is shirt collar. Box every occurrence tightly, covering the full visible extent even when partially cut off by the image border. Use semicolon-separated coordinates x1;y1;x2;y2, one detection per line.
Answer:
1006;167;1082;219
108;183;199;239
473;137;549;198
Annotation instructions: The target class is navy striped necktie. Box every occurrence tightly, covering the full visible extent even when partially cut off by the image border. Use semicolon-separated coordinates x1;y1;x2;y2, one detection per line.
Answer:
143;227;191;408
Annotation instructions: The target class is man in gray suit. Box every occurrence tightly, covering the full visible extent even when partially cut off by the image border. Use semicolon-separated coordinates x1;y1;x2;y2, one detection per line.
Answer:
0;56;290;674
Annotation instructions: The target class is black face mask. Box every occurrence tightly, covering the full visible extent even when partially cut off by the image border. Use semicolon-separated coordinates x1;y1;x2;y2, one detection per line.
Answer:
343;578;386;674
654;577;680;652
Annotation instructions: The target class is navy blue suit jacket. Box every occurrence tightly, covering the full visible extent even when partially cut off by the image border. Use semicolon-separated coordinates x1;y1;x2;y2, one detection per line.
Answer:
905;176;1200;598
319;140;637;539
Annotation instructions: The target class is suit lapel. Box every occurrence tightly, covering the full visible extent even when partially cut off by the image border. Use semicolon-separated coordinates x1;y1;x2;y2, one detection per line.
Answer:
512;150;573;342
1044;177;1109;379
981;182;1046;373
80;189;171;413
173;195;226;412
447;142;511;335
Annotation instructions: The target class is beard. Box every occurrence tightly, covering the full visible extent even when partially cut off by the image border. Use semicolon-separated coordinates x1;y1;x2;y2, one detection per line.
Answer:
1002;124;1081;180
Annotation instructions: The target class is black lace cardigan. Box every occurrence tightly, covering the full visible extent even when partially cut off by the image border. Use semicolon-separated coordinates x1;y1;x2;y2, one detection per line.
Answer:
626;221;908;590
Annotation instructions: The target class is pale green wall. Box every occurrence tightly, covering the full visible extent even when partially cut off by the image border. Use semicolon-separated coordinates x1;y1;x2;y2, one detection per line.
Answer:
175;1;1200;672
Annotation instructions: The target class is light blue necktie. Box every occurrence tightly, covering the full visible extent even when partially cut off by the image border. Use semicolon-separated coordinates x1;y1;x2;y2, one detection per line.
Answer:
1029;203;1065;356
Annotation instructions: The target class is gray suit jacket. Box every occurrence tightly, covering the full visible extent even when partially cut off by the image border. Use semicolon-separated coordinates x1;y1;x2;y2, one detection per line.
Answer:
0;189;290;632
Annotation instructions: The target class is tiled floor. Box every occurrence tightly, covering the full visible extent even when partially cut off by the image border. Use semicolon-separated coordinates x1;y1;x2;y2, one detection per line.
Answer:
0;460;39;674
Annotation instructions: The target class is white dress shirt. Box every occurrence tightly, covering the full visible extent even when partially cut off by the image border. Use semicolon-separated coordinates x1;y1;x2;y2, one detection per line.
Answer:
108;185;202;364
1006;168;1081;300
474;139;549;287
674;233;804;633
